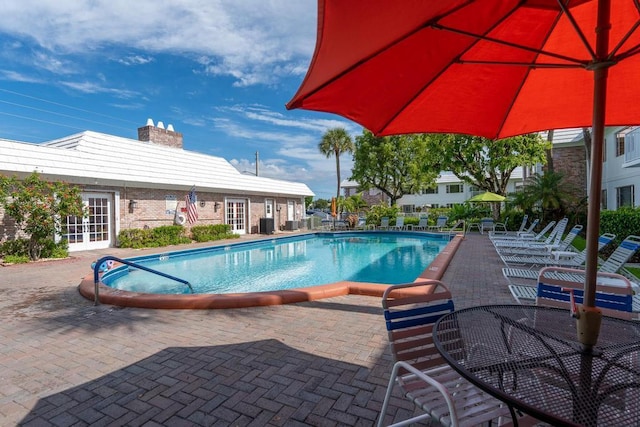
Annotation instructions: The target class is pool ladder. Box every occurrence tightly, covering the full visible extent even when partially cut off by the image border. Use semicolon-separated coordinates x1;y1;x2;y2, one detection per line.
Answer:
93;255;194;305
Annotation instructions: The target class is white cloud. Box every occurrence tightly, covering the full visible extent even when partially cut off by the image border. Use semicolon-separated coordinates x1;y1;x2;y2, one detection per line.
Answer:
117;55;154;66
60;80;139;98
0;70;44;83
0;0;316;86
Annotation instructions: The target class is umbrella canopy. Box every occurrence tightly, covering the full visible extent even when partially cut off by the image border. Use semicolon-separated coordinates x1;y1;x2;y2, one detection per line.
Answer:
288;0;640;348
467;192;506;203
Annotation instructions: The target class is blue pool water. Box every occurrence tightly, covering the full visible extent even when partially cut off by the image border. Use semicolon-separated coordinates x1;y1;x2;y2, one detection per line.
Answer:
102;232;450;294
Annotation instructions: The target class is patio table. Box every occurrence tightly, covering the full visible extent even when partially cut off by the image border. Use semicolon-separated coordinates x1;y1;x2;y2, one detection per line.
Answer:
433;305;640;426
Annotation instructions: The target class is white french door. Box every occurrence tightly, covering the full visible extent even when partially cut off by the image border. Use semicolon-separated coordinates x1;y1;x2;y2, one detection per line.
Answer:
226;199;247;234
64;193;112;251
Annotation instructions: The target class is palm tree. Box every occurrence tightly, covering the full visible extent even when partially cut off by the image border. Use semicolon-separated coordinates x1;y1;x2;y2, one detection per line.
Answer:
318;128;354;200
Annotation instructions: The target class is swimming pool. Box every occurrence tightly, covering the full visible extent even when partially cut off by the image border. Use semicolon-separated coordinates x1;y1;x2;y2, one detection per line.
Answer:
79;231;464;309
103;232;449;293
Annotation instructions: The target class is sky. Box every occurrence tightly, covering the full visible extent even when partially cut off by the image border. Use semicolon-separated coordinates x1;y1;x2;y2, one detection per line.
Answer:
0;1;362;200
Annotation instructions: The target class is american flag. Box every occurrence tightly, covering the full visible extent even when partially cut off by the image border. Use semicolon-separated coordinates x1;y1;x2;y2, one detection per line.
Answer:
185;186;198;224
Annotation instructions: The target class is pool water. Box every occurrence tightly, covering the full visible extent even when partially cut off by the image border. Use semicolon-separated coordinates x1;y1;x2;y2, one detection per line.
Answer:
102;232;450;295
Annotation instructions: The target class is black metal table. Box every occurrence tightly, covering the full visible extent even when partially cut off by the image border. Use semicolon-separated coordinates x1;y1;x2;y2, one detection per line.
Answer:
433;305;640;426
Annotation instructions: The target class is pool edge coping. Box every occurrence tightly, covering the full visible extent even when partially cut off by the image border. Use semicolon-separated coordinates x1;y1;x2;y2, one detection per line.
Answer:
78;233;464;309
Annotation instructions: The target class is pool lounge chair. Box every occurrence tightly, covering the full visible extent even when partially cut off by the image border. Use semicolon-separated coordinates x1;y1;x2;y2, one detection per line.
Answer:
377;281;514;427
498;224;583;258
505;234;640;303
489;218;539;240
377;217;390;230
493;219;567;249
389;216;405;231
408;215;429;231
502;233;617;287
428;215;448;231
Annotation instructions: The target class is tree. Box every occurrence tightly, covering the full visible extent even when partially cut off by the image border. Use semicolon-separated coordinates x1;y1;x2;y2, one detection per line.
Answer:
351;130;440;206
318;128;354;200
0;172;85;260
424;133;550;217
518;171;577;222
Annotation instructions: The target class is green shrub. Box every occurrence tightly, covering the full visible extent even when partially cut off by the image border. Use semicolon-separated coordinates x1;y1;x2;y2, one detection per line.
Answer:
190;224;235;242
117;225;191;249
3;254;30;264
365;204;399;226
0;238;30;257
599;207;640;262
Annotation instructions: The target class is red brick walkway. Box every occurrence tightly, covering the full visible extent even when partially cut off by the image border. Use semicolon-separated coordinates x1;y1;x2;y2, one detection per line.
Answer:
0;233;513;426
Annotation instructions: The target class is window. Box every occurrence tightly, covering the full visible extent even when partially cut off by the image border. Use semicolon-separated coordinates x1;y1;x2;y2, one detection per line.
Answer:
402;205;414;213
446;184;463;194
445;203;455;208
616;185;634;209
431;203;440;209
603;138;607;162
616;134;625;157
601;189;607;210
423;186;438;194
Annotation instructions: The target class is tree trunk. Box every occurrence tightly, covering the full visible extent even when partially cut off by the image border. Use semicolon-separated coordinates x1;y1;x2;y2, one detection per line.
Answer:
545;129;554;172
583;127;592;189
335;150;341;200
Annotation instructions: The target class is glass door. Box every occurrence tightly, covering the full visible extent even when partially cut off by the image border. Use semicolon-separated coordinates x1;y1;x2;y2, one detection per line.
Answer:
226;199;246;234
64;193;111;251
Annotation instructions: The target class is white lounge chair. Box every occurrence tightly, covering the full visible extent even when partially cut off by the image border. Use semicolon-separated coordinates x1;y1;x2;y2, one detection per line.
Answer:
377;217;390;230
408;215;429;231
502;233;617;288
389;216;405;231
498;224;583;259
506;234;640;303
428;215;448;231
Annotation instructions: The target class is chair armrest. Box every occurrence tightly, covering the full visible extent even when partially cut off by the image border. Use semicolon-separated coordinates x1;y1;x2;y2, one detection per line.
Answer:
390;361;458;421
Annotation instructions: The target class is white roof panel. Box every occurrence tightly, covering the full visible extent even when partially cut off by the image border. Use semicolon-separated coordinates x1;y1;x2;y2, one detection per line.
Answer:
1;131;314;197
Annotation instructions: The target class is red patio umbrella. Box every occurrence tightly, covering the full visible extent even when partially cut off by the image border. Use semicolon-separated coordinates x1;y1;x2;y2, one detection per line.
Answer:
287;0;640;349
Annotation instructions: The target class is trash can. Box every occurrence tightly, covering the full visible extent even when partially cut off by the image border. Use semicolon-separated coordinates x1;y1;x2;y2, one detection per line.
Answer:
259;218;275;234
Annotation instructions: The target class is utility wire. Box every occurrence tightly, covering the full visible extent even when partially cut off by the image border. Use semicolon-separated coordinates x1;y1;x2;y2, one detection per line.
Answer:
0;99;134;133
0;88;139;125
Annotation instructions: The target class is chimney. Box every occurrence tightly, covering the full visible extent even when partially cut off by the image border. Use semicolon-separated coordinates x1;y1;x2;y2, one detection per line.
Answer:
138;118;184;148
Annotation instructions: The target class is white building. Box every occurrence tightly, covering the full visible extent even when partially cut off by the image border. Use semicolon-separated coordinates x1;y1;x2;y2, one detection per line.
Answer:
0;121;314;251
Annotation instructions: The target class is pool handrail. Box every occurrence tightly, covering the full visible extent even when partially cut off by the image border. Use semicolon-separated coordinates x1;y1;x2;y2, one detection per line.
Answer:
93;255;194;305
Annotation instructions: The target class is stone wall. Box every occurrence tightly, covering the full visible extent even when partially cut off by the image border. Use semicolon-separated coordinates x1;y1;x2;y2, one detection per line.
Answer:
552;145;587;200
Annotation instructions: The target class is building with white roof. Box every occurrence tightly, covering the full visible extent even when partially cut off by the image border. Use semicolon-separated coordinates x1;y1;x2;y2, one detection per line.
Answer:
0;121;314;251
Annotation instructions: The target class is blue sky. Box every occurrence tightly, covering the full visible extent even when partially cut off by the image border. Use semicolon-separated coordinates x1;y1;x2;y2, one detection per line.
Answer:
0;1;362;200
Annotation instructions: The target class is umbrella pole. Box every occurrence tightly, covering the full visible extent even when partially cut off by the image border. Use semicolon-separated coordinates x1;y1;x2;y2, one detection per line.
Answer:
578;0;611;350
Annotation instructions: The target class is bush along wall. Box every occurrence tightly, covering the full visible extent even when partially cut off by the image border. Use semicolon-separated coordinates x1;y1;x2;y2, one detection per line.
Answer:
600;208;640;262
117;224;239;249
190;224;239;242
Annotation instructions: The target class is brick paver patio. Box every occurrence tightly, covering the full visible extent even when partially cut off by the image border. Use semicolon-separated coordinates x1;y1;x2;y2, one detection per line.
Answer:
0;233;514;426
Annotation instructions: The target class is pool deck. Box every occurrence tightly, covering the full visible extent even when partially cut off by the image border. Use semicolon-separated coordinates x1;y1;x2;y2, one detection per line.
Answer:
0;232;514;426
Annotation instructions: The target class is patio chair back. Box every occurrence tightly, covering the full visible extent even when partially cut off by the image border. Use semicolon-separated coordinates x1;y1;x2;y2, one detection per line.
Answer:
378;281;513;426
543;218;569;245
382;281;454;370
598;235;640;274
378;217;390;230
517;214;529;233
480;217;495;234
416;216;428;229
521;218;540;234
435;215;448;229
391;216;405;230
555;224;583;251
536;267;634;319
